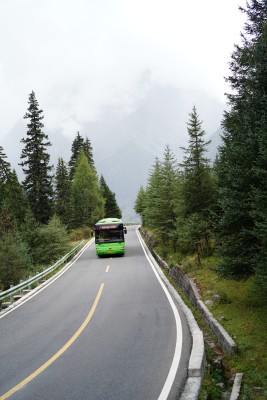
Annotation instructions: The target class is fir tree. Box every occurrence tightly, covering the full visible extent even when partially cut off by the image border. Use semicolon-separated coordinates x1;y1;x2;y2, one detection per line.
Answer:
0;146;12;208
20;91;53;224
0;146;28;225
54;158;71;226
143;158;163;231
83;136;95;171
180;106;213;217
216;0;267;283
99;175;122;218
0;208;30;289
0;145;11;183
69;133;95;179
134;186;147;225
5;170;28;226
157;146;178;244
69;132;84;179
70;150;104;227
20;209;40;265
177;107;216;256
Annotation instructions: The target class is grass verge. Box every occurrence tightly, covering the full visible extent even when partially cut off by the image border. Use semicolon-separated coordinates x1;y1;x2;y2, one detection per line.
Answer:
155;245;267;399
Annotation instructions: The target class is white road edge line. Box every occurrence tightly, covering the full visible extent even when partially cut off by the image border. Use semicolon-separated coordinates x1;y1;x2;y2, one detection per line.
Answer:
136;229;183;400
0;239;94;320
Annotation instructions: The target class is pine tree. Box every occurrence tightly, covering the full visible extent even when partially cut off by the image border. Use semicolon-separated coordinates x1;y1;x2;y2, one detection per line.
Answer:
248;2;267;297
70;150;104;228
157;145;178;244
177;107;216;256
0;208;30;289
180;106;214;217
0;145;11;183
99;175;122;218
69;133;95;179
69;132;84;180
5;170;29;226
54;158;71;226
0;146;28;225
83;136;95;171
0;146;12;208
20;91;53;224
134;186;147;225
216;0;267;282
143;158;163;231
20;209;40;265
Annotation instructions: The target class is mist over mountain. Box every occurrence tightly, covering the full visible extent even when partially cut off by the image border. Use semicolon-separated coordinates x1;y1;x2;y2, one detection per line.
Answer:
2;84;224;222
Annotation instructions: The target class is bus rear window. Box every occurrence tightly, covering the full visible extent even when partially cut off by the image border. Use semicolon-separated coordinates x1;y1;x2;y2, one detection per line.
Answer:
95;229;123;243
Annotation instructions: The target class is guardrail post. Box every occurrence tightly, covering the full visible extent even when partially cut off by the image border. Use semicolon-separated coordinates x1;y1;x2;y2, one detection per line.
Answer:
28;277;32;290
19;280;23;295
9;284;14;303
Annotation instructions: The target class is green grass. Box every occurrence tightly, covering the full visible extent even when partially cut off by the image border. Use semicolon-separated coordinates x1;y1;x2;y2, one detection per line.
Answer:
193;264;267;387
155;246;267;399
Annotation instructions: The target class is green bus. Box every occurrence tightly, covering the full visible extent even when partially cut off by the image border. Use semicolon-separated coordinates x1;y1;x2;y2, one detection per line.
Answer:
94;218;127;257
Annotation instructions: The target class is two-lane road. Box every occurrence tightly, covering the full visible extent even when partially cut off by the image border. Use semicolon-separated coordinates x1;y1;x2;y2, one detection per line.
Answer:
0;226;191;400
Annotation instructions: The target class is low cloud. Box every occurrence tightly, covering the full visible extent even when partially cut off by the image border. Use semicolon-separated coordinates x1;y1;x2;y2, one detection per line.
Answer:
0;0;246;138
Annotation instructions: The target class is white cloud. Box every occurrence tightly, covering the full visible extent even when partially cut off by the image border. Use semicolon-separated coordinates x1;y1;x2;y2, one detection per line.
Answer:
0;0;246;137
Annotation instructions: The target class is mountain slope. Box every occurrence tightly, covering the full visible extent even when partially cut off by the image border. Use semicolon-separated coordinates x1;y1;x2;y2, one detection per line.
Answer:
2;85;225;222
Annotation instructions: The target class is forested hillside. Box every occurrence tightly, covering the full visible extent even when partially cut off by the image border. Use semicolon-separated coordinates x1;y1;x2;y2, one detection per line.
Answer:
0;93;121;290
135;3;267;396
135;0;267;299
2;84;224;222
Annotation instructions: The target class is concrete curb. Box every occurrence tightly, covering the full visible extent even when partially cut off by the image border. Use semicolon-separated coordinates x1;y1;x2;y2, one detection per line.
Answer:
197;299;237;355
180;377;202;400
230;373;243;400
137;229;205;399
142;230;237;355
139;229;245;399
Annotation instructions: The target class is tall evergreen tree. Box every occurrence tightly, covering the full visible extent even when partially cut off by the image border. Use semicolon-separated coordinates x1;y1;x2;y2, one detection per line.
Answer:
143;158;163;231
20;209;40;265
54;158;71;226
0;208;30;289
0;146;28;225
83;136;95;171
180;106;214;217
99;175;122;219
0;146;12;208
134;186;147;226
5;170;28;226
216;0;267;283
0;146;11;210
177;107;216;256
20;91;53;224
157;145;178;244
70;150;104;227
69;133;95;179
0;145;11;183
69;132;84;180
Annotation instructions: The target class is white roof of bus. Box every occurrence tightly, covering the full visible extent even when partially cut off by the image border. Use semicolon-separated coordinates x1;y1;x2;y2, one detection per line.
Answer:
96;218;122;224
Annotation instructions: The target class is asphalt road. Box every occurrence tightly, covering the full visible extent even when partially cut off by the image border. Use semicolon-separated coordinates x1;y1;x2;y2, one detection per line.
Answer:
0;226;191;400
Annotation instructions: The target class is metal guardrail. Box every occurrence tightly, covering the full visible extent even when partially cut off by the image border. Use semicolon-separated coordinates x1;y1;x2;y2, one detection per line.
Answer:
0;240;85;306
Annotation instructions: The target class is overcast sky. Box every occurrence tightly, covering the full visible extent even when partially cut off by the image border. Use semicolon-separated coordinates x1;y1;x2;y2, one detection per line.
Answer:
0;0;246;139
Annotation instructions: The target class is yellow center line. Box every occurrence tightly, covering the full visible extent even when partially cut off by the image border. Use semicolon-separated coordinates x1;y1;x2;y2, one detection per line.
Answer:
105;265;110;273
0;283;105;400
